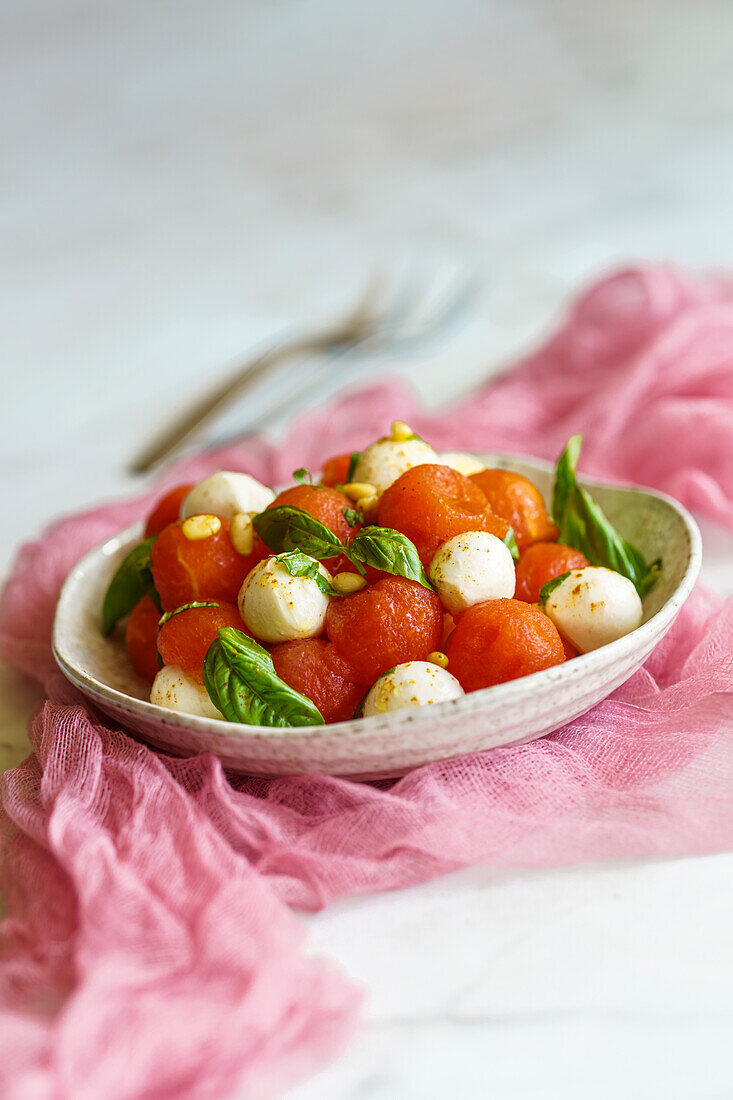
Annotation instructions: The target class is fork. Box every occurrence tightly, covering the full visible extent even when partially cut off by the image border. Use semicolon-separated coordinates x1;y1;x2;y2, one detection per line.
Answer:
129;269;478;474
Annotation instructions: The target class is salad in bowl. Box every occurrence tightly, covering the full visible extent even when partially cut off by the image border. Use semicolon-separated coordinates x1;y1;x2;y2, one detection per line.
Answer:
100;422;663;731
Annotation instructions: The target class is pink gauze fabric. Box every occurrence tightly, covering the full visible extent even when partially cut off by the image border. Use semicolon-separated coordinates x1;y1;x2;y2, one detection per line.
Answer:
3;264;733;1100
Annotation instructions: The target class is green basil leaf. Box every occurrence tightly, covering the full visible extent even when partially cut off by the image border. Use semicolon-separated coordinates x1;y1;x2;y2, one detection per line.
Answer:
552;436;661;597
293;467;323;488
552;434;583;532
275;551;336;596
203;627;324;727
253;505;343;559
538;571;572;606
346;452;361;481
102;535;159;635
346;526;434;590
342;508;362;529
502;527;520;562
158;601;221;629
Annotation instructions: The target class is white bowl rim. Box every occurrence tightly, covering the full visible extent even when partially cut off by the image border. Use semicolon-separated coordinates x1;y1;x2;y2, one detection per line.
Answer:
52;452;703;743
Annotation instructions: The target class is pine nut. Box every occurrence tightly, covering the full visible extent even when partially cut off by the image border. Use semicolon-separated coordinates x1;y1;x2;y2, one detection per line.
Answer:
356;494;379;520
230;512;255;556
181;514;221;540
391;420;415;442
427;651;449;669
332;572;368;595
342;481;376;501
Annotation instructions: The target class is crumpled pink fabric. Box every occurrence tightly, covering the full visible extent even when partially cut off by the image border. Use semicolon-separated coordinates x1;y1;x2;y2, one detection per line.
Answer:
3;264;733;1099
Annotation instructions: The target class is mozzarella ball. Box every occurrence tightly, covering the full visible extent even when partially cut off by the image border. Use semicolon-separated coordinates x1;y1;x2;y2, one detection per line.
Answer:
428;531;516;614
437;451;486;477
543;567;643;653
150;665;223;719
181;471;275;520
352;438;439;496
238;556;331;643
363;661;464;717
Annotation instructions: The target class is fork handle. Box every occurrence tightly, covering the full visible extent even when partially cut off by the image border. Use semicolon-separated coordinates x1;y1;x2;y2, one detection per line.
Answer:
129;331;340;474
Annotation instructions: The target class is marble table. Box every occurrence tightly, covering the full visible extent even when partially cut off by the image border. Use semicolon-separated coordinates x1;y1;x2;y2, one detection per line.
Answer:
3;1;733;1096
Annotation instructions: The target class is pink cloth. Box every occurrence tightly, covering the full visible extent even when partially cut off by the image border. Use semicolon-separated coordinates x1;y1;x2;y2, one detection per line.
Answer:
3;264;733;1098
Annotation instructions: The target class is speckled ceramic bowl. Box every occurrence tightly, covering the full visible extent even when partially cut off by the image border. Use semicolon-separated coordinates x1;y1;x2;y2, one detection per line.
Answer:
52;454;701;780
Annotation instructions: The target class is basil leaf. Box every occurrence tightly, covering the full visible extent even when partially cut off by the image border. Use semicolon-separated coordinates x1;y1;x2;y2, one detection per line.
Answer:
552;435;661;597
158;601;220;628
203;627;324;727
346;452;361;481
342;508;362;529
503;527;520;562
349;557;367;577
275;551;336;596
553;434;582;531
346;527;434;590
253;505;343;559
102;536;158;635
293;467;322;488
538;571;571;606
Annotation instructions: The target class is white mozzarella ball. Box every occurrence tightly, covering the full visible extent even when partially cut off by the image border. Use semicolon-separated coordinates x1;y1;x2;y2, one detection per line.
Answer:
363;661;464;717
428;531;515;614
238;556;331;643
543;567;643;653
181;471;275;520
150;665;223;719
352;438;439;496
437;451;486;476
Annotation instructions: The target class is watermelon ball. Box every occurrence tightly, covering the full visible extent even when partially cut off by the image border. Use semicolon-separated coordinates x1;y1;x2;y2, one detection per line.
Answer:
144;484;195;537
157;601;245;683
469;468;558;550
326;575;443;683
320;453;353;487
447;598;566;692
150;516;257;611
514;542;590;604
125;594;162;683
270;638;366;723
377;464;510;568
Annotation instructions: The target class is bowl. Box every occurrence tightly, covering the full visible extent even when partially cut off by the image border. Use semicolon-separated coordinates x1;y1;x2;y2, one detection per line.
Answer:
52;453;702;780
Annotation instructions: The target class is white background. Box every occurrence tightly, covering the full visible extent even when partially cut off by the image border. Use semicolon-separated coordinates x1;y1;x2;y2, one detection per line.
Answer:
2;2;733;1097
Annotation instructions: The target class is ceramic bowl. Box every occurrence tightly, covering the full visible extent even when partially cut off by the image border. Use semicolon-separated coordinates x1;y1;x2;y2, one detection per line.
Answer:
52;454;702;780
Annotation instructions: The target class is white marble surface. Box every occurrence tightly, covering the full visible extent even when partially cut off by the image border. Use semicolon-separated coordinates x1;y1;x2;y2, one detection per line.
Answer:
3;1;733;1097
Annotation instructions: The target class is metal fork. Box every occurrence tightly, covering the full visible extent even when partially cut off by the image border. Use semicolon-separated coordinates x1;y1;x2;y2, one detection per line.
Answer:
129;269;478;474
